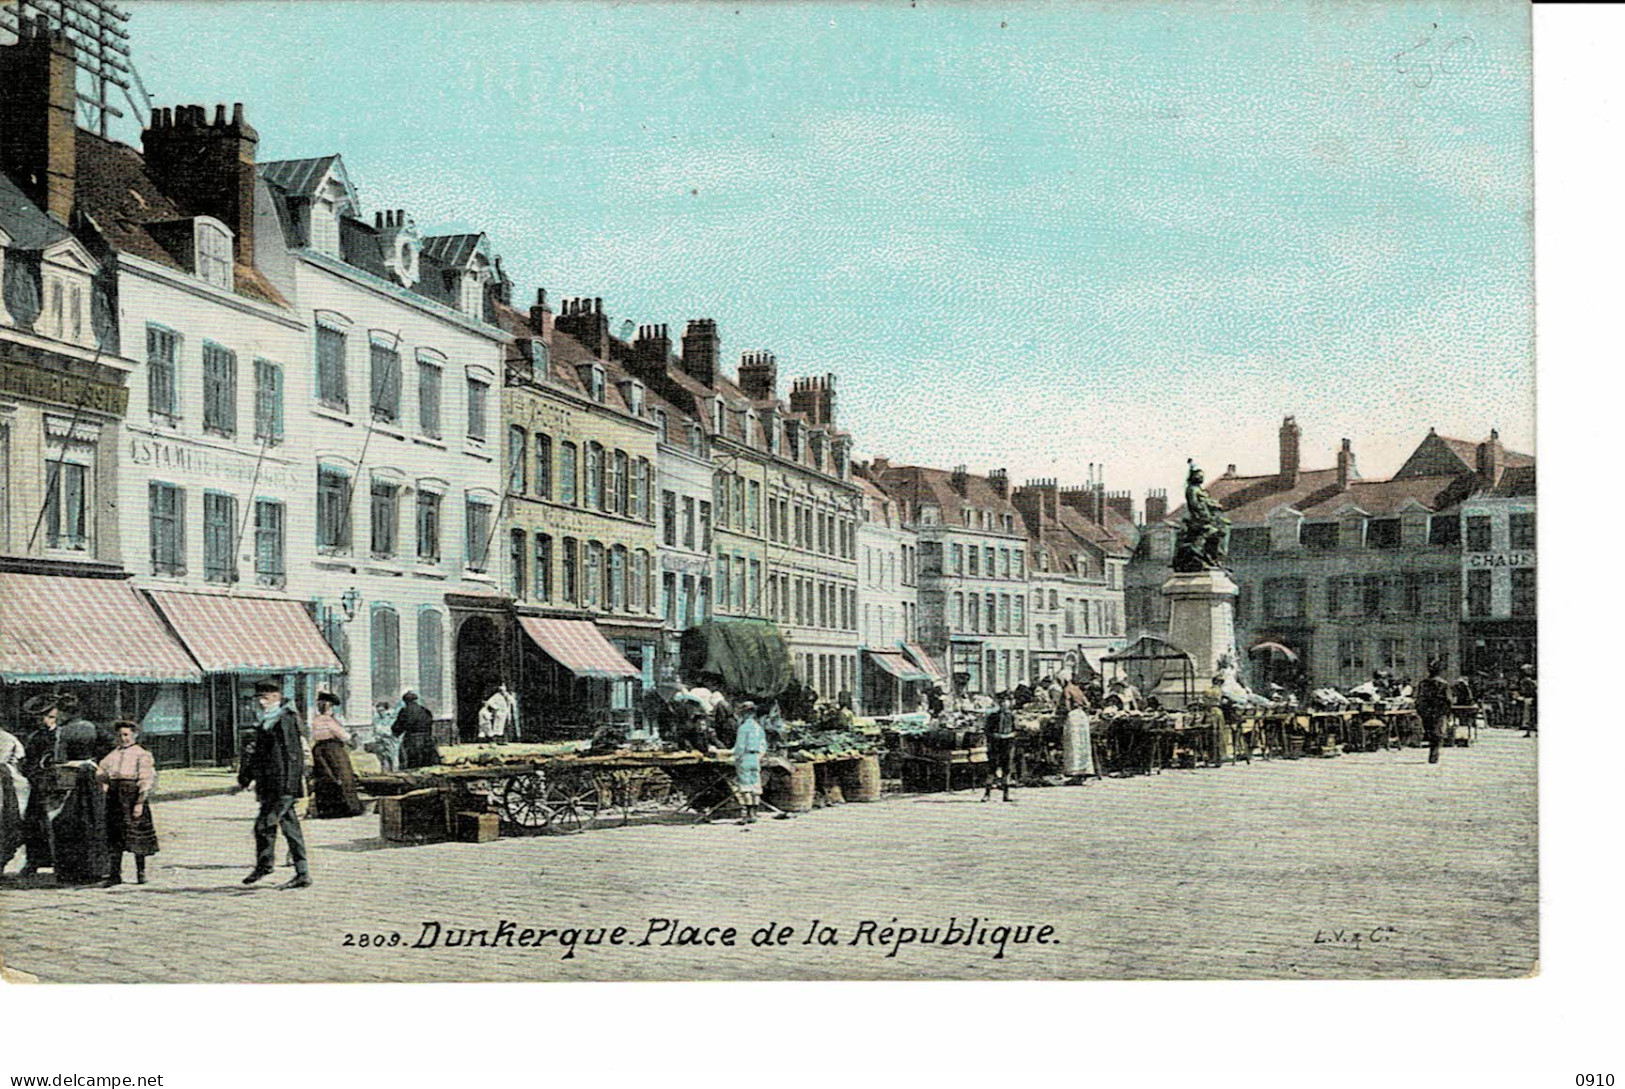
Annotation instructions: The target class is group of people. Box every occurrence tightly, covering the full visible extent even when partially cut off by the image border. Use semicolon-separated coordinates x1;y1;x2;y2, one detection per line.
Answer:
0;693;160;887
970;675;1105;803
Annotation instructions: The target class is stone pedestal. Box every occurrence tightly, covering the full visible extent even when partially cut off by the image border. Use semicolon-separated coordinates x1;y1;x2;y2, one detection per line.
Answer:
1153;569;1239;709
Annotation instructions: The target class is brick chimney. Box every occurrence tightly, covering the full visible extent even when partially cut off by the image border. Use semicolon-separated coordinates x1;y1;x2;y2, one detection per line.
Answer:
1475;428;1505;488
632;323;671;369
738;350;778;401
1336;437;1357;490
1144;488;1169;525
0;15;78;223
142;103;261;263
1279;416;1302;484
1106;490;1134;522
680;318;719;388
949;464;969;496
1015;479;1061;527
556;297;610;360
987;468;1009;499
528;287;553;339
789;373;837;427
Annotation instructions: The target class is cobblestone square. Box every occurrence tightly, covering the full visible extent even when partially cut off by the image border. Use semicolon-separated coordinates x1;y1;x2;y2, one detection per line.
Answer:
0;732;1536;983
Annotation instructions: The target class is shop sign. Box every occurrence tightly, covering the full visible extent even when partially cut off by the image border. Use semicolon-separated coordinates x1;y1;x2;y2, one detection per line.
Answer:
129;435;302;490
1465;552;1534;569
0;360;128;416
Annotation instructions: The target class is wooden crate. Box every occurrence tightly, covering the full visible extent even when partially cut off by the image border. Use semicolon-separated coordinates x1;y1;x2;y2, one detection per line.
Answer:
378;788;450;843
455;811;500;843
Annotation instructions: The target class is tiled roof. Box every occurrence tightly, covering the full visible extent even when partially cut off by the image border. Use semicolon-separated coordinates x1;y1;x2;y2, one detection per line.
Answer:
869;464;1022;530
421;233;484;269
75;132;288;308
1489;464;1536;498
0;174;72;249
258;156;341;199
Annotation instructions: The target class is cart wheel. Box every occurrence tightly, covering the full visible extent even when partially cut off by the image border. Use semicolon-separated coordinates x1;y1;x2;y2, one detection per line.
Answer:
544;769;602;834
498;771;555;831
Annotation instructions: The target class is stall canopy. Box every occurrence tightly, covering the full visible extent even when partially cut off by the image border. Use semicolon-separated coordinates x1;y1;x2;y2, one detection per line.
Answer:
0;573;202;683
520;617;640;679
680;619;793;700
867;649;931;683
146;590;343;674
902;643;949;687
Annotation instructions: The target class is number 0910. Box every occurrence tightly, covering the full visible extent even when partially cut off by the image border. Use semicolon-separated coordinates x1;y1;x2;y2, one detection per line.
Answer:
1576;1076;1614;1087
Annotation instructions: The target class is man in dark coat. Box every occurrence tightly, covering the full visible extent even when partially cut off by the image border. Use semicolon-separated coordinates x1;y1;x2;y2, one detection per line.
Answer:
392;691;440;769
1417;658;1454;766
981;693;1017;803
236;678;310;889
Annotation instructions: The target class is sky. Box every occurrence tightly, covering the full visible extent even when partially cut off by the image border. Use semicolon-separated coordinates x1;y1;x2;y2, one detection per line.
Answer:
111;0;1532;503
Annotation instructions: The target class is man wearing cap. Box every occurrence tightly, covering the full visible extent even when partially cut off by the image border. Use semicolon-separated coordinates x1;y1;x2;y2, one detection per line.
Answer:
393;691;440;769
1417;657;1454;766
236;678;311;889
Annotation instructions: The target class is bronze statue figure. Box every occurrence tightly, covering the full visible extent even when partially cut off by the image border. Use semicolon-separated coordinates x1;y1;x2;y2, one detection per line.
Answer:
1172;459;1231;572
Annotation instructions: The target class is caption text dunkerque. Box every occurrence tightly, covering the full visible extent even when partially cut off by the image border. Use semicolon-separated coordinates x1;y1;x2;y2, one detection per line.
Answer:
343;917;1059;960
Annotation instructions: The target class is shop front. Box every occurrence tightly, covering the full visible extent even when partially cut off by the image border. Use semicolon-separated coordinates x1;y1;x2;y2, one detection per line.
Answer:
516;615;641;738
0;569;204;767
862;647;929;715
142;589;344;767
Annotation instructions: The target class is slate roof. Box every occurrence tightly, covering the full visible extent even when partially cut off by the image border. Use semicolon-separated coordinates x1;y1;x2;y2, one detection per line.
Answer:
868;464;1023;531
75;132;288;307
0;174;72;250
258;156;342;199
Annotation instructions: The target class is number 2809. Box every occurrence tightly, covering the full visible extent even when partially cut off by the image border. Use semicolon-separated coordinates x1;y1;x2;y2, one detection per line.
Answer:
1576;1076;1614;1087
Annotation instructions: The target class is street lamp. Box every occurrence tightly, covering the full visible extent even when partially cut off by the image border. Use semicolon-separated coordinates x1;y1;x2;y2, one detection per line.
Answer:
340;586;362;622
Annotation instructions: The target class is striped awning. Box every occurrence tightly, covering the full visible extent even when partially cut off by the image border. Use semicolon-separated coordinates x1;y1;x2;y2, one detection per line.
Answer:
519;617;640;679
0;573;202;683
902;643;949;687
867;649;930;683
146;590;342;674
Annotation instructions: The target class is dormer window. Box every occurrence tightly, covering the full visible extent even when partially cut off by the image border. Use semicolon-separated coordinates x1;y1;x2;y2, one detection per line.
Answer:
711;399;724;434
687;422;704;455
195;218;233;290
620;380;645;417
0;226;12;325
576;363;606;402
654;408;669;445
38;238;98;348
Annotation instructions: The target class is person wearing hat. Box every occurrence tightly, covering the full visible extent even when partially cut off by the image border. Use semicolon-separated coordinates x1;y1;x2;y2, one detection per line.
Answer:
981;693;1017;803
1517;663;1538;737
1417;657;1454;766
392;691;440;770
18;694;108;883
731;700;766;824
308;692;363;819
96;721;159;886
0;717;30;875
235;678;311;889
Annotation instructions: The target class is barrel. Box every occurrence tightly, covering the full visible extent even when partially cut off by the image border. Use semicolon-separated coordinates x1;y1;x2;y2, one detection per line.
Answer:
836;755;882;802
765;762;815;813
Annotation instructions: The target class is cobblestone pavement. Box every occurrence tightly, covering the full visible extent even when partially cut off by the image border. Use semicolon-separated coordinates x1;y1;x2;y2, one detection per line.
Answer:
0;732;1536;983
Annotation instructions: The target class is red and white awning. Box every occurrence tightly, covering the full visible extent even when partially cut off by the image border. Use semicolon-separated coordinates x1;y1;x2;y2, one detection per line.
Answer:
901;642;949;687
866;649;931;683
146;590;342;674
0;573;202;683
519;617;640;679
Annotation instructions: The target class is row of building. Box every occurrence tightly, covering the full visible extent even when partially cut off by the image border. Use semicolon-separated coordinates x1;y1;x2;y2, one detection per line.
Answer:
0;20;1535;767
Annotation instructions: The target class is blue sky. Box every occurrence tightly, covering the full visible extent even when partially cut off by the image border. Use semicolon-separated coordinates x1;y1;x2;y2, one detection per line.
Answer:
119;1;1532;501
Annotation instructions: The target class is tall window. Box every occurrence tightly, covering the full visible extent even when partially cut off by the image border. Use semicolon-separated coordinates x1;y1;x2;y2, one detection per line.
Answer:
562;537;579;603
417;610;444;709
632;459;649;520
465;497;492;571
251;359;284;445
416;492;441;563
1366;519;1401;549
534;534;553;602
1466;515;1492;552
584;541;604;607
748;480;761;533
507;426;527;494
370;480;399;558
417;358;442;438
510;528;527;598
1467;569;1492;617
1428;515;1460;547
663;491;678;546
146;325;178;423
1511;567;1535;617
149;483;185;576
584;443;602;509
254;499;285;587
371;605;401;708
202;342;237;437
534;434;553;499
1509;512;1536;550
683;496;697;549
43;460;88;551
203;492;238;584
610;545;627;612
466;376;489;441
699;501;712;550
560;443;578;505
316;466;350;553
316;324;348;410
370;341;401;423
632;550;649;612
613;450;630;515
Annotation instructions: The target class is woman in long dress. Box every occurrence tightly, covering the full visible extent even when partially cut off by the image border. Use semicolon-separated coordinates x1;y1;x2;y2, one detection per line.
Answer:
96;721;159;886
308;693;364;818
0;724;31;874
732;701;766;825
1061;707;1095;783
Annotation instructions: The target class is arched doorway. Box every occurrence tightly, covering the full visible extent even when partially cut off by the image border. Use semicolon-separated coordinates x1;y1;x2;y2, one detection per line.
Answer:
455;614;503;742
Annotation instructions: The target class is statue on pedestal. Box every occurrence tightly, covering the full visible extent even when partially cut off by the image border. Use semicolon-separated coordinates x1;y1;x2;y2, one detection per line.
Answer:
1172;460;1231;572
